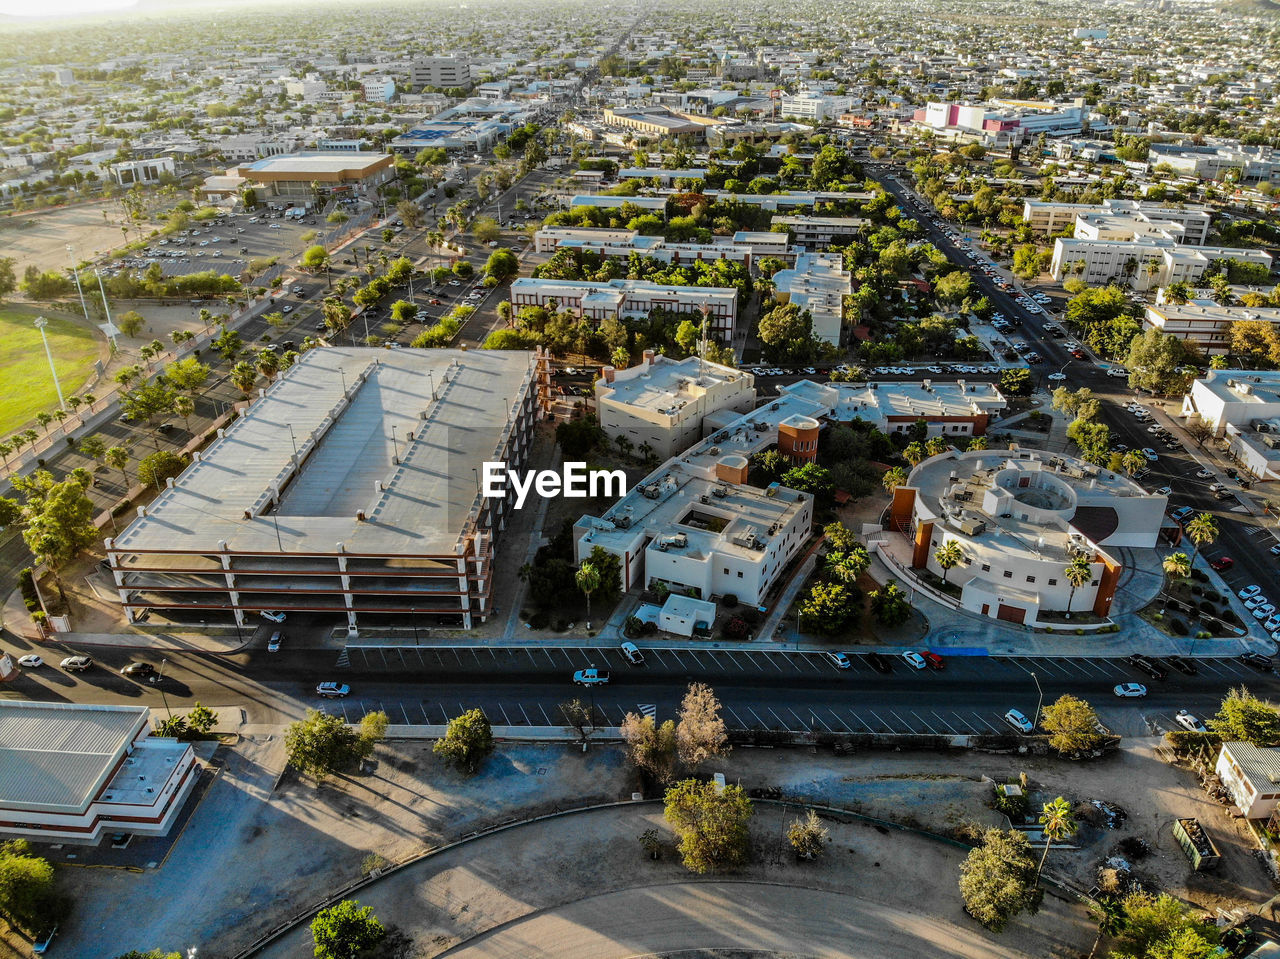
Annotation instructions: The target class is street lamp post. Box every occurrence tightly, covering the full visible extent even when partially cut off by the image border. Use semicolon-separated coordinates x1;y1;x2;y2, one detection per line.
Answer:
33;317;66;410
66;244;91;324
286;423;298;462
1030;671;1044;729
157;657;172;719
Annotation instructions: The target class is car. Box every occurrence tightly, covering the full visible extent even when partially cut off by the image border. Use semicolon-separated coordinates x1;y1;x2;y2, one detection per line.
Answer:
1245;594;1270;610
1155;486;1172;496
1147;424;1166;435
157;422;174;433
261;610;286;623
1209;482;1228;493
1172;710;1208;733
17;654;43;667
902;651;927;670
864;652;893;674
1265;616;1280;633
1170;506;1195;522
1047;372;1067;382
267;631;283;652
922;651;945;670
1114;683;1148;698
825;651;852;670
1210;556;1234;571
1215;489;1234;501
282;305;293;314
620;641;645;666
1142;448;1158;461
1271;543;1280;556
121;661;156;678
1240;652;1273;672
1107;367;1128;378
1004;709;1034;734
1162;656;1199;676
1126;654;1167;680
1196;468;1214;479
60;655;93;672
1240;585;1263;599
316;682;351;698
1253;604;1276;621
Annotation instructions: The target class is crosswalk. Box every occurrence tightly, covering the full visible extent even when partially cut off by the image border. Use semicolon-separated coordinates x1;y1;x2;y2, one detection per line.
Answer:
637;703;657;721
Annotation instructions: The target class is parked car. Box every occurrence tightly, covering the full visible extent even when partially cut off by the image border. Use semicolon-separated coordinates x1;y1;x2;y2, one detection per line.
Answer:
573;667;610;686
1175;710;1208;733
922;651;945;670
620;641;644;666
267;631;283;653
1162;656;1199;676
901;651;927;670
261;610;286;623
1113;683;1148;698
1004;709;1034;734
864;652;893;674
1210;556;1234;572
17;654;43;668
1239;652;1273;672
121;661;156;678
1239;585;1263;600
1126;654;1167;680
316;682;350;698
825;651;852;670
60;655;93;672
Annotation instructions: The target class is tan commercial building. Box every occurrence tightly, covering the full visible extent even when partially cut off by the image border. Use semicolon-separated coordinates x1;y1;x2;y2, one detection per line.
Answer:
233;151;395;201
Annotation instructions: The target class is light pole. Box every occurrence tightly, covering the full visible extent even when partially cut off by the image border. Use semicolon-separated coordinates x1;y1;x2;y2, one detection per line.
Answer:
34;317;65;410
286;423;298;461
66;244;90;323
1030;671;1044;729
157;658;172;719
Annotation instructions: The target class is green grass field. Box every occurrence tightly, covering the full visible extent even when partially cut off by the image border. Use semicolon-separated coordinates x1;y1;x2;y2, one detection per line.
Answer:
0;309;101;438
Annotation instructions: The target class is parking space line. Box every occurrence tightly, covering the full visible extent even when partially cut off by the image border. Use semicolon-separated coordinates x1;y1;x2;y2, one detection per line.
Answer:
888;709;913;732
537;704;552;725
762;653;786;671
910;711;934;733
725;706;749;728
497;704;511;725
972;712;1000;732
723;651;747;671
825;709;851;732
518;704;531;725
931;711;957;734
1003;658;1037;677
744;652;768;671
400;703;411;724
377;648;388;668
747;706;769;728
767;707;791;730
457;702;467;719
847;711;874;732
808;710;833;732
525;648;538;667
541;648;556;666
487;648;499;664
469;648;483;666
867;709;890;732
786;707;809;729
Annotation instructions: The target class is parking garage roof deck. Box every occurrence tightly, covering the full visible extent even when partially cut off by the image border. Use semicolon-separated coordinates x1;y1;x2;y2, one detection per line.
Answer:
111;348;534;558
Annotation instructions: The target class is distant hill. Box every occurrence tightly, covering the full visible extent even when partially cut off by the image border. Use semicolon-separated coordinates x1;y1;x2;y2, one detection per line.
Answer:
1221;0;1280;17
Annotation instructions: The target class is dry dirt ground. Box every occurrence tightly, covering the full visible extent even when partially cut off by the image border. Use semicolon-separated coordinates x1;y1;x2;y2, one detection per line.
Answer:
45;736;1276;959
1;202;132;274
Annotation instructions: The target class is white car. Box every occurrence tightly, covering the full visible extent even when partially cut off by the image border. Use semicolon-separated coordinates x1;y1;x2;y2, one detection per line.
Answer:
1047;372;1067;382
60;655;93;672
17;654;43;668
1254;604;1277;621
1114;683;1148;698
1175;710;1208;733
261;610;286;623
1245;593;1269;609
826;651;852;669
620;641;645;666
1107;367;1129;378
1142;449;1158;461
1196;469;1215;479
1240;585;1263;600
901;651;927;670
1263;616;1280;633
267;631;283;653
1004;709;1034;734
1155;486;1172;496
316;682;350;698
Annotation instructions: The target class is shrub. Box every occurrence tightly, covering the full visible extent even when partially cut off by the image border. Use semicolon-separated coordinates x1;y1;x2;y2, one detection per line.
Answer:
742;607;762;626
528;611;549;629
641;620;659;636
1169;619;1188;636
722;593;739;608
19;567;38;612
1199;600;1215;614
723;617;749;640
992;784;1029;821
624;615;644;637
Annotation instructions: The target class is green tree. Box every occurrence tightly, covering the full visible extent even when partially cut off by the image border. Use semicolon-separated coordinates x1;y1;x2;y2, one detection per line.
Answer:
1162;551;1190;582
1039;694;1103;754
284;710;362;782
869;581;910;627
396;199;422;229
933;269;972;305
663;778;753;874
434;707;494;774
0;256;16;300
472;216;500;243
934;540;964;584
230;360;257;394
163;357;211;394
823;521;858;553
825;546;870;585
1063;555;1093;616
903;441;926;467
999;367;1031;396
301;244;330;271
1111;891;1220;959
575;560;600;626
105;445;130;489
799;581;857;634
1124;330;1193;395
882;466;907;492
0;840;64;937
310;899;386;959
1036;796;1077;879
137;450;186;489
787;809;830;861
1209;687;1280;747
1121;449;1148;476
21;476;98;600
757;302;814;363
1184;513;1217;562
958;827;1042;932
117;310;145;337
484;248;519;279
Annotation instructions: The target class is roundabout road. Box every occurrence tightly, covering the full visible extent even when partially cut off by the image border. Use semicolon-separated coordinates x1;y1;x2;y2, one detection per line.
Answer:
436;880;1041;959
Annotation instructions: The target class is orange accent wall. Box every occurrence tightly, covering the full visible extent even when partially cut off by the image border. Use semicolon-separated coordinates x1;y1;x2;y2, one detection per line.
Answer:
716;460;748;484
1092;553;1121;617
778;422;819;462
912;520;933;569
889;486;916;532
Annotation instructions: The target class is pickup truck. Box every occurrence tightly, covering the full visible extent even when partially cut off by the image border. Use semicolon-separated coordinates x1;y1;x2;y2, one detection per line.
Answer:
573;668;610;686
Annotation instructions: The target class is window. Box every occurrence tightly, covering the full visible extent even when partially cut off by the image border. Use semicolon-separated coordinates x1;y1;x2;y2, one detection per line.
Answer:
981;563;991;572
1026;576;1035;583
1048;578;1058;586
723;568;729;575
1003;570;1012;578
737;571;743;578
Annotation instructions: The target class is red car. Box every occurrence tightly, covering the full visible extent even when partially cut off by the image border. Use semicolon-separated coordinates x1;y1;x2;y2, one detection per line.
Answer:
1210;556;1234;572
922;651;945;670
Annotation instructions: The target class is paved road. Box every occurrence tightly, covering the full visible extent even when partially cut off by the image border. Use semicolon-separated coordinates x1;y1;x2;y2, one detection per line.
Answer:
4;636;1274;737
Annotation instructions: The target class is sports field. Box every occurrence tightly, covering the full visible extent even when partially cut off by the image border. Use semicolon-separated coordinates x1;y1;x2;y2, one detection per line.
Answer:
0;308;102;438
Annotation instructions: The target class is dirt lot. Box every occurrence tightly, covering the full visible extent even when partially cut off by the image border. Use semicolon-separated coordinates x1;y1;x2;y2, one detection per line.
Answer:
42;735;1275;959
0;202;130;273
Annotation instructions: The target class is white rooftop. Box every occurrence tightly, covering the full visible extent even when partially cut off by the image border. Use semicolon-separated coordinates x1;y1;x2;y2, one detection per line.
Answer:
599;355;750;414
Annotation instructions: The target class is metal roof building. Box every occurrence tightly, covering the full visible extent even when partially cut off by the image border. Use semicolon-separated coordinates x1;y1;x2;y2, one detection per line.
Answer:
0;702;197;845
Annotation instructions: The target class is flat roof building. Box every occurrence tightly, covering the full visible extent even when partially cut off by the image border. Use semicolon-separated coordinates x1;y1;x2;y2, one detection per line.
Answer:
772;215;867;249
886;449;1166;627
0;702;197;845
107;348;548;632
509;277;738;342
1145;297;1280;356
1181;369;1280;481
533;227;753;267
233;151;395;200
595;351;756;460
780;378;1006;438
772;252;851;346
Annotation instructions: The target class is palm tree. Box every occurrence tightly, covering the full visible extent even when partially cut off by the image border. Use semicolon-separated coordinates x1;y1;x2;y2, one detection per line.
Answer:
903;442;926;467
1184;513;1218;562
256;348;281;380
173;395;195;434
53;409;67;434
35;411;52;435
1063;555;1094;618
826;546;870;585
0;440;11;471
21;429;37;451
934;540;965;584
924;436;949;457
1162;551;1191;582
231;361;258;395
1121;449;1148;476
82;392;96;412
966;435;988;451
1037;796;1077;880
105;446;130;489
882;466;907;493
576;561;600;629
67;396;83;415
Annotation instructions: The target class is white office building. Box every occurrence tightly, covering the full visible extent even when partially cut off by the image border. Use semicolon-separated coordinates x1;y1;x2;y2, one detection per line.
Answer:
509;277;739;341
1145;297;1280;356
594;351;756;460
772;252;851;345
410;56;472;89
